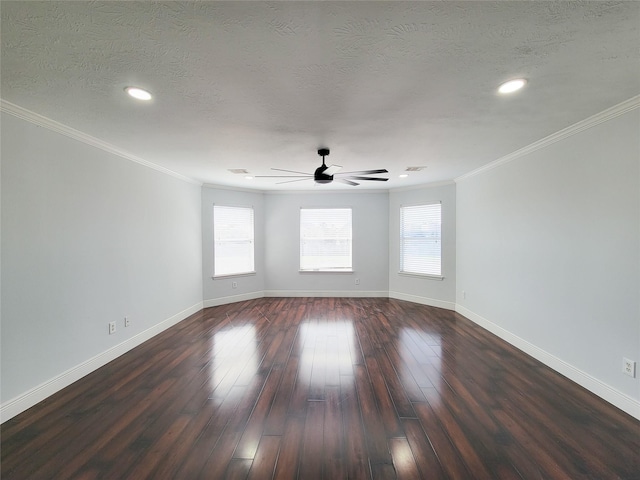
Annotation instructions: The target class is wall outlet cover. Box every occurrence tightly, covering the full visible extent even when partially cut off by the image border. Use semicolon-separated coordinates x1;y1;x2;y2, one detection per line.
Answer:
623;358;636;378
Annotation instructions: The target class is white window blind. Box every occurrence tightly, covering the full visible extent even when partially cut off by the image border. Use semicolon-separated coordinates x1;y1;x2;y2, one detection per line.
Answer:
400;203;442;276
213;205;255;277
300;208;352;271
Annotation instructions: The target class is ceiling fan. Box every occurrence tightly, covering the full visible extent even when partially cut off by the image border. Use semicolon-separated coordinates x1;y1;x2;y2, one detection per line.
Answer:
256;148;388;186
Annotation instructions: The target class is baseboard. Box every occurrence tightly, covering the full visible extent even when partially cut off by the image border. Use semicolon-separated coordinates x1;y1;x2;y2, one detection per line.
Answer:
15;295;627;426
204;290;449;306
203;291;265;308
389;291;456;310
264;290;389;298
0;301;204;423
455;304;640;421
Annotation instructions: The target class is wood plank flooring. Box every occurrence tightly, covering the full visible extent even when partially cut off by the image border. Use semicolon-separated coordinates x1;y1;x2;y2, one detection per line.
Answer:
2;297;639;479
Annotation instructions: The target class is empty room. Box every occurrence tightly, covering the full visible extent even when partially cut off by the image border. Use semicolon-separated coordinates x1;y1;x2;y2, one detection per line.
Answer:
1;2;639;479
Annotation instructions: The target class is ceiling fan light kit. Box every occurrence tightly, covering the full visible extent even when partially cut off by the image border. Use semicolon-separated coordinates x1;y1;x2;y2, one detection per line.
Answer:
256;148;389;186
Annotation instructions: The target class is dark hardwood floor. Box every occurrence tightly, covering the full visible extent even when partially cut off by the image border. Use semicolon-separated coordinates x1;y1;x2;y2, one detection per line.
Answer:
2;297;639;479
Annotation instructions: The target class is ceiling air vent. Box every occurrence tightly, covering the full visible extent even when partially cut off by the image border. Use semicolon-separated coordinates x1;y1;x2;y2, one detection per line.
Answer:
405;166;427;172
228;169;250;174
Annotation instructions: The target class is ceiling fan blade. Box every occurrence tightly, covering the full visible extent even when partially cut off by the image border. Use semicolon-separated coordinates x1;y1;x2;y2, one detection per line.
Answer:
276;178;313;184
345;176;389;181
255;175;311;178
271;168;313;175
336;169;388;176
337;178;359;186
324;164;342;175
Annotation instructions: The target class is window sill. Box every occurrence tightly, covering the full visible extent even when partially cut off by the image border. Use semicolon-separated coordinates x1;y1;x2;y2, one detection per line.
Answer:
299;270;354;274
213;271;256;279
398;272;444;281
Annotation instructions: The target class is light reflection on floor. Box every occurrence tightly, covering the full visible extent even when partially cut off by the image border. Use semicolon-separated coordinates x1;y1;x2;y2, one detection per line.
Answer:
206;311;445;410
210;324;258;402
298;320;356;391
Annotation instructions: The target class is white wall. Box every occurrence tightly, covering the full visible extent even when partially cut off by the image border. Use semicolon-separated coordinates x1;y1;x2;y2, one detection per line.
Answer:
201;186;266;306
264;192;389;296
456;107;640;416
389;183;456;309
1;112;203;415
4;99;637;423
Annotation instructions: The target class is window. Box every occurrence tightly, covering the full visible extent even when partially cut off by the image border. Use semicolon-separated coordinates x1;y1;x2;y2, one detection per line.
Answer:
400;203;442;276
213;205;255;277
300;208;352;272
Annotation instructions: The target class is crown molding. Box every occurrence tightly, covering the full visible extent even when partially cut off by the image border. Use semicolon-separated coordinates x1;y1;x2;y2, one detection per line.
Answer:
263;187;390;195
202;183;267;194
455;95;640;183
203;183;391;194
389;180;455;193
0;99;201;186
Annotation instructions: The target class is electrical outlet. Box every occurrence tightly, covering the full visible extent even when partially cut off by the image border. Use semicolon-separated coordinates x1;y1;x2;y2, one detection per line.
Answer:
355;278;360;285
109;321;116;335
124;317;130;327
623;358;636;378
232;281;238;289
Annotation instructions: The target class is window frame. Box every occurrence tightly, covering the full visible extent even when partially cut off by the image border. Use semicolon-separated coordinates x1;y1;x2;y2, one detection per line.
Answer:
213;204;256;278
399;202;443;280
299;207;353;273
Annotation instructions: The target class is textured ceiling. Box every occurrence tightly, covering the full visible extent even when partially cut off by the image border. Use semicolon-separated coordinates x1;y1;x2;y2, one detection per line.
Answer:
2;1;639;190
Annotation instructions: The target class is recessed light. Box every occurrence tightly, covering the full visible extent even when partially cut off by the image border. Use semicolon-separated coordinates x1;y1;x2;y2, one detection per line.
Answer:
399;174;409;178
125;87;152;101
498;79;527;94
245;176;254;180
